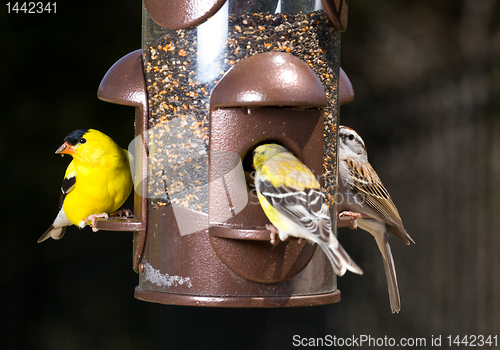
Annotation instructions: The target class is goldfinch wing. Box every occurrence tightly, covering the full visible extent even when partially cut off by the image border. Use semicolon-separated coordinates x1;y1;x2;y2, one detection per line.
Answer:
59;161;76;208
38;162;75;243
345;157;414;244
257;179;331;243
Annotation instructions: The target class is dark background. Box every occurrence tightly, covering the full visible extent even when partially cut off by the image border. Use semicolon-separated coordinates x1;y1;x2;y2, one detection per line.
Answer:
2;0;499;349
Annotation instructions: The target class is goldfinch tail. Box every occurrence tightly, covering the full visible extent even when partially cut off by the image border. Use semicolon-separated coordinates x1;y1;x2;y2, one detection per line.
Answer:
37;226;67;243
319;239;363;277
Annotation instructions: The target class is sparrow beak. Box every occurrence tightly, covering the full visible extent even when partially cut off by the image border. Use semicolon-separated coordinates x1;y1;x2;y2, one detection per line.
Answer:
55;142;75;155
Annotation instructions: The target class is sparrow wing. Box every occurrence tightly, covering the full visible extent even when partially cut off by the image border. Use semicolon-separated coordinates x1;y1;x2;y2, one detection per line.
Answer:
345;157;414;244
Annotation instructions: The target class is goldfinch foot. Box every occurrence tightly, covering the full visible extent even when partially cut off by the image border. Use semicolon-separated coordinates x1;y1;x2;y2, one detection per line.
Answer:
266;224;280;245
110;208;133;218
85;213;109;232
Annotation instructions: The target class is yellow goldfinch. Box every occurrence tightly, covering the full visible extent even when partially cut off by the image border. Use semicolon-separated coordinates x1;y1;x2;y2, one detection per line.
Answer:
253;144;363;277
38;129;133;243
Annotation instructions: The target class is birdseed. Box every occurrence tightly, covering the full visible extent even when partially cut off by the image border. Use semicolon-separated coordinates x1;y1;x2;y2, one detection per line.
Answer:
143;10;339;212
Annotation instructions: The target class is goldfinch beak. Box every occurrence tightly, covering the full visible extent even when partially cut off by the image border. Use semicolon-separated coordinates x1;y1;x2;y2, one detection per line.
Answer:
55;142;75;155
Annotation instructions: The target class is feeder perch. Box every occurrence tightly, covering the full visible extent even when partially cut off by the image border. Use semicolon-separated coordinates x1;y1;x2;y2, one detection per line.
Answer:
96;0;354;307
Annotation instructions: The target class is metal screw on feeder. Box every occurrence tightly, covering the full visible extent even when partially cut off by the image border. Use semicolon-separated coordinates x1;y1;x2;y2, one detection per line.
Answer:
97;0;354;307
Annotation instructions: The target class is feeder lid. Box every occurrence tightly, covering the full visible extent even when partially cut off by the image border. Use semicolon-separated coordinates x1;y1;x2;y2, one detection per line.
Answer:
144;0;226;30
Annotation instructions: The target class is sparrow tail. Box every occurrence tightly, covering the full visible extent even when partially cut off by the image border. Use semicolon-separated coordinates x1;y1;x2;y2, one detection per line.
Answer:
381;235;401;313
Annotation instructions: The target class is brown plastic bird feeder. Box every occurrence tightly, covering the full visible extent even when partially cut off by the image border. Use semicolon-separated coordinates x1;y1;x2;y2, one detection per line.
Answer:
96;0;354;307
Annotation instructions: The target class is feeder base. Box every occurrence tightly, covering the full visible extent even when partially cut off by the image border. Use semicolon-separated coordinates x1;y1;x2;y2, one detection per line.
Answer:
134;287;340;308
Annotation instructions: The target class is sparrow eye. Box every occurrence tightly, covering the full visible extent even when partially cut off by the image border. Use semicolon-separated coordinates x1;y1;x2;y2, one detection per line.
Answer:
79;138;87;144
348;134;354;141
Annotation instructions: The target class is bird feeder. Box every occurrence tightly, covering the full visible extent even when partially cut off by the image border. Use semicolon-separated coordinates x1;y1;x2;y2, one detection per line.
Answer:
96;0;354;307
